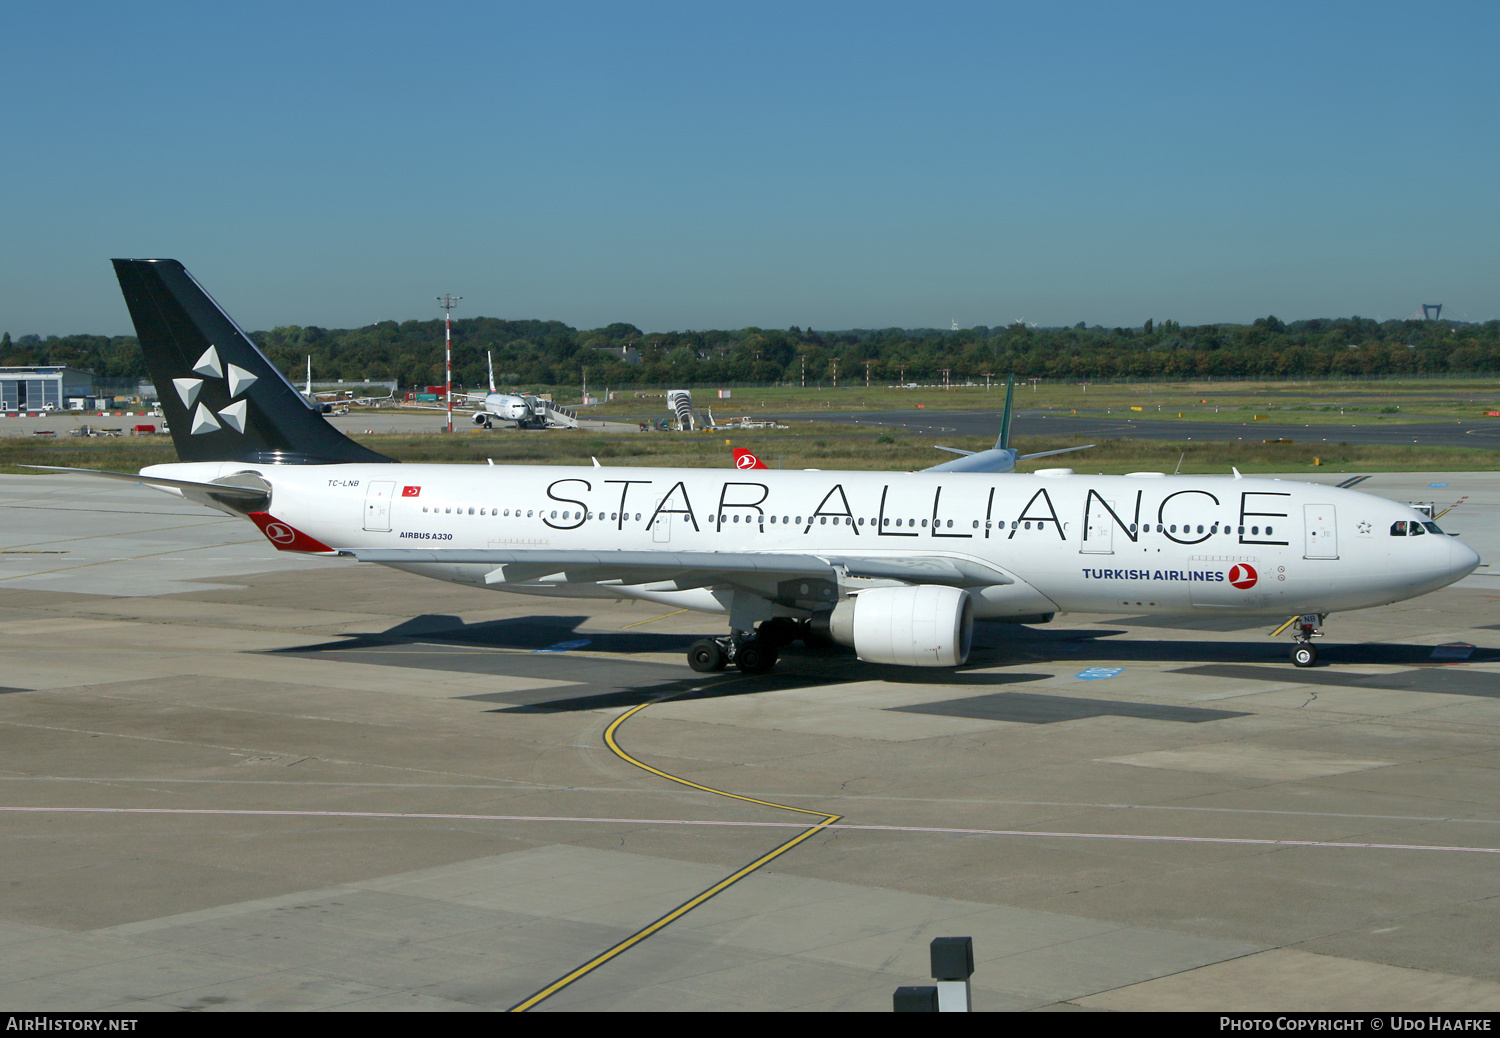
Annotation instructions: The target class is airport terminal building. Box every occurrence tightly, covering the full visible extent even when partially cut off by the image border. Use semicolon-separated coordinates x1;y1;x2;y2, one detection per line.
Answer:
0;366;94;411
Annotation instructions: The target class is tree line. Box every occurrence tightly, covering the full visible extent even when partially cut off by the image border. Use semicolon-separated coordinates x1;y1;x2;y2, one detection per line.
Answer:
3;315;1499;392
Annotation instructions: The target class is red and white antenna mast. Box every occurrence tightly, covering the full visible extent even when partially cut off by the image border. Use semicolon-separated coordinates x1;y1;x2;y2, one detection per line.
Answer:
437;294;462;433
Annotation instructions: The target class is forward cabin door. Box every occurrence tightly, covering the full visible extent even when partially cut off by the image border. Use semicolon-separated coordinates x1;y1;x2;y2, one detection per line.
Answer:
1081;498;1115;554
1303;504;1337;559
364;481;396;532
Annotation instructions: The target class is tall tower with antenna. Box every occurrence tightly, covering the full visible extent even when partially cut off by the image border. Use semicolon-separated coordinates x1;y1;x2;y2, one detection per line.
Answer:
438;294;462;433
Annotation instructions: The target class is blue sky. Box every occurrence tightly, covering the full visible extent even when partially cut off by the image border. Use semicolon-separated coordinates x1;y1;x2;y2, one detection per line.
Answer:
3;1;1496;335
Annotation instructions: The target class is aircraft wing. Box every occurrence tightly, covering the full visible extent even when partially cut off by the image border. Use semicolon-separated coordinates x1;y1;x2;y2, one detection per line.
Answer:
347;547;1011;591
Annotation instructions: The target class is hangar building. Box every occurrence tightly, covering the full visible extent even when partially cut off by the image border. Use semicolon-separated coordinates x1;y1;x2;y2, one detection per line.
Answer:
0;367;95;411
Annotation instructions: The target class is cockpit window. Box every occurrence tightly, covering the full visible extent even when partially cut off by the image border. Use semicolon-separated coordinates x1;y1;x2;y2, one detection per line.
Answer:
1423;522;1443;535
1410;522;1426;536
1390;521;1409;536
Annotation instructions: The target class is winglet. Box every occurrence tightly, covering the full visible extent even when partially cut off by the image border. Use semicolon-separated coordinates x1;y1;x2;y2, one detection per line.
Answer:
1232;466;1243;479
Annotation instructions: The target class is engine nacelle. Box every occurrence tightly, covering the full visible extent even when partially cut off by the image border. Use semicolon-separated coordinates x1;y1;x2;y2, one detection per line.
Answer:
812;585;973;667
472;412;490;426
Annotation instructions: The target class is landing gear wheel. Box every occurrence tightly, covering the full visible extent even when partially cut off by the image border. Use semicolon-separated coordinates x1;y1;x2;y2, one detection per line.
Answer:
734;639;777;675
1292;644;1318;668
688;638;728;673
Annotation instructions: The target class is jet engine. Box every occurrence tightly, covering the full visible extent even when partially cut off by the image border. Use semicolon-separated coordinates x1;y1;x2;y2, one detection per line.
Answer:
811;585;973;667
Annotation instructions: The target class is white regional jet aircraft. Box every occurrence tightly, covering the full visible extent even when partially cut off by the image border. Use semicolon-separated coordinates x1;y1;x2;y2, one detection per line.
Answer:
43;260;1480;677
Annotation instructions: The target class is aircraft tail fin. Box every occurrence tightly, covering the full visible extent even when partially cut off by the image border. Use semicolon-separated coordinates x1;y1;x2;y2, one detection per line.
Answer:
731;448;769;470
996;374;1015;450
487;351;497;394
111;259;394;465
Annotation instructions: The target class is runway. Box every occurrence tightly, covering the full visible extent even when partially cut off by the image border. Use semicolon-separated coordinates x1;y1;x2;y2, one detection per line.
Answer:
1;471;1499;1011
767;408;1500;450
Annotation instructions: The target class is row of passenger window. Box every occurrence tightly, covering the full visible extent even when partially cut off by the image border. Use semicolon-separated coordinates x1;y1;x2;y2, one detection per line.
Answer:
1143;523;1275;536
417;503;1276;537
418;506;1037;528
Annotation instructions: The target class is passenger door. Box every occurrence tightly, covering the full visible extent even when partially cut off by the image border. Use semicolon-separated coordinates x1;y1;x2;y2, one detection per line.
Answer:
1303;503;1337;559
364;481;396;532
1080;498;1114;554
652;497;672;543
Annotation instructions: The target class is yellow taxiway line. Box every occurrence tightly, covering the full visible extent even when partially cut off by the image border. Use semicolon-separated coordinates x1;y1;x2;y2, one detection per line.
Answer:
508;691;841;1011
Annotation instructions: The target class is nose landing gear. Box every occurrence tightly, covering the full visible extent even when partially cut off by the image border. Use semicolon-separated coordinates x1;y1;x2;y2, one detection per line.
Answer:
1289;613;1324;667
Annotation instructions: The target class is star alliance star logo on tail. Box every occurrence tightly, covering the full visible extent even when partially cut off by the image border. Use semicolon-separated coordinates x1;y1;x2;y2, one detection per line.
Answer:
176;345;259;435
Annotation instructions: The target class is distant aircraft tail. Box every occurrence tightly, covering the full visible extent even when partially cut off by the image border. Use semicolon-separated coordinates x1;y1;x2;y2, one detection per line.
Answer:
996;374;1015;450
112;259;394;465
731;448;768;470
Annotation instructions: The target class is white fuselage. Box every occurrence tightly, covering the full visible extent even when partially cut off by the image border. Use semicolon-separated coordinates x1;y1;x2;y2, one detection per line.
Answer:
144;462;1479;620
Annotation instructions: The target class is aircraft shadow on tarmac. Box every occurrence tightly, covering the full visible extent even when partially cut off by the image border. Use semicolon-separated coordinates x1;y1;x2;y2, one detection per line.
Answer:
265;613;1500;715
286;612;699;655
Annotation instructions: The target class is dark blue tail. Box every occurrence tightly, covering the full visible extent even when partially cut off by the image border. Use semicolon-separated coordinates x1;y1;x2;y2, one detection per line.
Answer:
112;259;394;465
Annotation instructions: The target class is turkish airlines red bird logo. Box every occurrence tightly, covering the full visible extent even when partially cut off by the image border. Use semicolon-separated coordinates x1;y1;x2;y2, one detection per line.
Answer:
247;511;336;553
732;449;767;470
1228;564;1258;589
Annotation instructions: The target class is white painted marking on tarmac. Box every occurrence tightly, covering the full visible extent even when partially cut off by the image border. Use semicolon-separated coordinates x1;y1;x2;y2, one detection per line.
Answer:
3;806;1497;855
6;779;1500;827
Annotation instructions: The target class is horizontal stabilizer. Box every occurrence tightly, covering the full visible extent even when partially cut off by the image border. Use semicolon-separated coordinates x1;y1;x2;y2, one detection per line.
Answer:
21;465;270;502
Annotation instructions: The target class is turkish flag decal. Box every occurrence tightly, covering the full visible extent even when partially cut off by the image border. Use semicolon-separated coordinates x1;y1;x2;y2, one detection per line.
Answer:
402;486;421;497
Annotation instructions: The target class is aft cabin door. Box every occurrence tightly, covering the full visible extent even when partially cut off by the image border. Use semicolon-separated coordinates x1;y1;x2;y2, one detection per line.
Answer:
1304;504;1337;559
364;481;396;532
1081;499;1115;554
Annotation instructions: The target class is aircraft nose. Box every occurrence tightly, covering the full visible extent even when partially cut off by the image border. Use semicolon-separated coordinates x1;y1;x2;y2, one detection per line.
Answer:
1449;537;1481;581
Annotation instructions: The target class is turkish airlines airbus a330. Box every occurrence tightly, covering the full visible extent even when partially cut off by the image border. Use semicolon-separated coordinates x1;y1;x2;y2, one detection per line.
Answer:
38;260;1480;676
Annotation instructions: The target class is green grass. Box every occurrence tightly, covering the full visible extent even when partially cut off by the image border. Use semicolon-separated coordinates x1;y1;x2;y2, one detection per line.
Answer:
568;377;1500;422
5;422;1497;477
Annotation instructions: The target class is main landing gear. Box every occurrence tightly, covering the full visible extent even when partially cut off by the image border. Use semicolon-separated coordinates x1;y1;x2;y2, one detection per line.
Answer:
687;618;806;676
1290;613;1324;668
